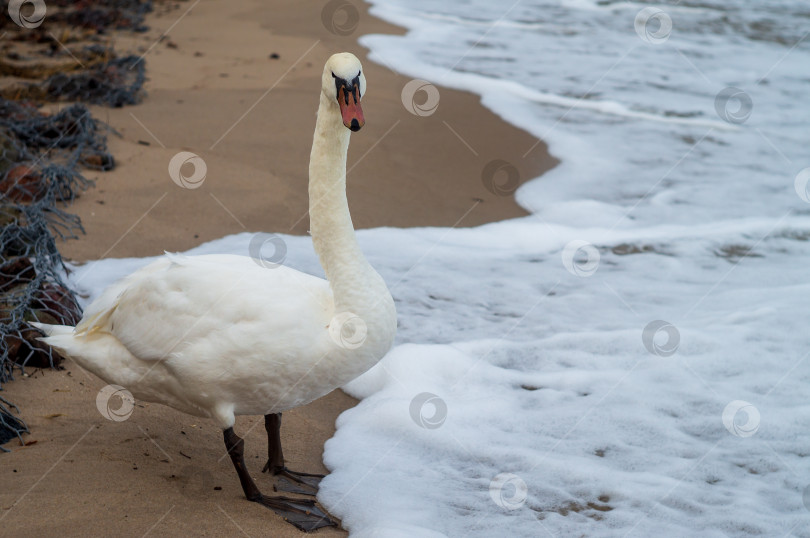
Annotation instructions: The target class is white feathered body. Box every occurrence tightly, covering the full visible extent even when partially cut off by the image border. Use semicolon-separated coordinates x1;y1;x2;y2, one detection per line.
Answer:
38;252;395;428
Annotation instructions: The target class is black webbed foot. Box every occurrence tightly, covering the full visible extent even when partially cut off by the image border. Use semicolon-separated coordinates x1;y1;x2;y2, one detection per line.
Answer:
265;465;325;495
250;493;336;532
224;426;336;532
262;413;327;495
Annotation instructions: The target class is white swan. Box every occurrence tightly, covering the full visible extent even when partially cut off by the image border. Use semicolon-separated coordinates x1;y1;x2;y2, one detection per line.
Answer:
32;52;396;532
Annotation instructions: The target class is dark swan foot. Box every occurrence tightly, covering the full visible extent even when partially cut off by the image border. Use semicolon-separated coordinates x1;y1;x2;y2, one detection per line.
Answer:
263;413;326;495
223;426;336;532
264;464;325;495
250;493;336;532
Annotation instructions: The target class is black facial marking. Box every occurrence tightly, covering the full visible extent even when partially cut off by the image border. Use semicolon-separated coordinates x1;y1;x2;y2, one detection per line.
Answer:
333;71;362;104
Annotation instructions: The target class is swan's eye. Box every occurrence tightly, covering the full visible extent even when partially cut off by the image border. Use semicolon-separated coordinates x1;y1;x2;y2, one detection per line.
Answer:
331;72;337;79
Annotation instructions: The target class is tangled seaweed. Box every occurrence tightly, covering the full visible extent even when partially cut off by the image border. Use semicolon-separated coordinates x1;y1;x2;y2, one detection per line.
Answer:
48;0;154;33
1;0;153;34
0;99;116;450
47;55;145;106
2;54;146;107
0;0;154;449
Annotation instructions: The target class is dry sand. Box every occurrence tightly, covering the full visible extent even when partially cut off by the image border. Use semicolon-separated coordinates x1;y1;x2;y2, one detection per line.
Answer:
1;0;555;535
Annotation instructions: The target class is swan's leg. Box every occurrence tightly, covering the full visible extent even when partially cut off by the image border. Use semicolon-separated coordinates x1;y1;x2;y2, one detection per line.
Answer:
261;413;325;495
223;427;335;531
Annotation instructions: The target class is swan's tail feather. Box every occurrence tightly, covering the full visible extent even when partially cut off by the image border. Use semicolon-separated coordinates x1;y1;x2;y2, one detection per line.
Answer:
29;321;75;337
29;322;77;358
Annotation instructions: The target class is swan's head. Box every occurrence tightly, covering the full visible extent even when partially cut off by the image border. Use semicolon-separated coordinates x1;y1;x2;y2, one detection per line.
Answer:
322;52;366;132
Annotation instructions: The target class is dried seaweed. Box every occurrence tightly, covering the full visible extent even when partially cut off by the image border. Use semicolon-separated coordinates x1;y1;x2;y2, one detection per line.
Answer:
0;0;154;449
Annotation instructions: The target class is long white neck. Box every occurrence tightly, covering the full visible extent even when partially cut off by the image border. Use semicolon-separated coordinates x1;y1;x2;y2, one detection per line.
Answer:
308;92;396;360
309;92;368;305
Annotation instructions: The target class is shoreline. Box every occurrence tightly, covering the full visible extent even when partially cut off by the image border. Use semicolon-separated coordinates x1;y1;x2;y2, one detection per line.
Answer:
1;1;556;535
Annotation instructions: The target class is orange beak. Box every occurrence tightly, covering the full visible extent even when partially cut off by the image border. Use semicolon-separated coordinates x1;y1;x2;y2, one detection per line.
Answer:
338;85;364;131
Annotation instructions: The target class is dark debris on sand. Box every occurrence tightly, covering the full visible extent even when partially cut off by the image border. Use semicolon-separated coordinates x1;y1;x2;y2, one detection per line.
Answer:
0;0;162;450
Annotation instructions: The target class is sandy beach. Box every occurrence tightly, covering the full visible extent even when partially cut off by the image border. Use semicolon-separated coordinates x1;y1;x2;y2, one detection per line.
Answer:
1;0;554;535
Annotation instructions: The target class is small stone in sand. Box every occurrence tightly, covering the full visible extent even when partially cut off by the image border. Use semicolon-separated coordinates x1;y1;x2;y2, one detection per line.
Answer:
269;53;280;59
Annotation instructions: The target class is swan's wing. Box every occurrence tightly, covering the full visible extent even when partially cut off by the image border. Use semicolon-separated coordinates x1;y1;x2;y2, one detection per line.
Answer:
77;253;333;361
76;256;174;335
